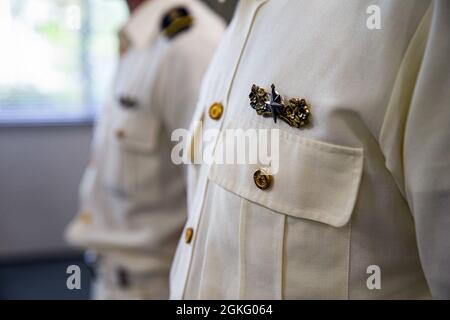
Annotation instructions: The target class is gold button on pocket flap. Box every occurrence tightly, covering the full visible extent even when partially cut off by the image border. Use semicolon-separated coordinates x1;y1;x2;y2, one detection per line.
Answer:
208;117;363;228
209;102;223;120
78;211;92;224
253;168;273;190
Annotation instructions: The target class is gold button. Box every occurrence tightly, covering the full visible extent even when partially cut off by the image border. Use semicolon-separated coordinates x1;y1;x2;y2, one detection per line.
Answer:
116;129;126;140
185;227;194;244
253;169;273;190
79;211;92;224
208;102;223;120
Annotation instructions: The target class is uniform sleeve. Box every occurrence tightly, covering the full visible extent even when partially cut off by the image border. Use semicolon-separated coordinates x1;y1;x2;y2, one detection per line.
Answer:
404;1;450;299
65;116;103;247
77;110;107;214
381;0;450;299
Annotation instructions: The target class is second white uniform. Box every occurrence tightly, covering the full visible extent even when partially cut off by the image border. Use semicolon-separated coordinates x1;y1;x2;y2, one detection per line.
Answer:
65;0;225;299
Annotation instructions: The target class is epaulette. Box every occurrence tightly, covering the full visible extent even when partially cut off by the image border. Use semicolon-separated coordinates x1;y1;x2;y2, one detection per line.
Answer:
161;6;194;39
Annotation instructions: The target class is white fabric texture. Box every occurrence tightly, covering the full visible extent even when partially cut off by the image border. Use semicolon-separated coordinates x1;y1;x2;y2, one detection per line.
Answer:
170;0;450;299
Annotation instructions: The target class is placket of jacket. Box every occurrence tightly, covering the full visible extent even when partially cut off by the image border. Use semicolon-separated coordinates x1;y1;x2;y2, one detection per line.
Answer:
171;0;269;300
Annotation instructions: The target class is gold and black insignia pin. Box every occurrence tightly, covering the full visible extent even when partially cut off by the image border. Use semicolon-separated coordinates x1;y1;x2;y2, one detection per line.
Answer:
249;84;310;128
161;6;194;39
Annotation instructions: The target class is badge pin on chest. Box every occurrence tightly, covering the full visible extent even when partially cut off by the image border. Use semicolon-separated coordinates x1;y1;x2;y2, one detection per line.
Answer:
249;84;311;128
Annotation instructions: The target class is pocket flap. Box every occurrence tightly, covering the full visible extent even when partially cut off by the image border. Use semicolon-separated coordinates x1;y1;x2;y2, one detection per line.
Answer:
208;119;364;227
110;106;160;154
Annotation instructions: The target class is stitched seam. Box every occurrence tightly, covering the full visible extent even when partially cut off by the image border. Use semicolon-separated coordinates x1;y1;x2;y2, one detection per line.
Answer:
347;219;352;300
238;198;247;299
280;215;287;300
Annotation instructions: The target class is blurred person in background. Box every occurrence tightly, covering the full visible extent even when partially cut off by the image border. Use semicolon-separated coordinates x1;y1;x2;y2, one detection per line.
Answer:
65;0;225;299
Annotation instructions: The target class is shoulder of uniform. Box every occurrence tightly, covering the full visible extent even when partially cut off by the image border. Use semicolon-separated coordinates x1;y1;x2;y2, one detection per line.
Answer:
160;6;194;40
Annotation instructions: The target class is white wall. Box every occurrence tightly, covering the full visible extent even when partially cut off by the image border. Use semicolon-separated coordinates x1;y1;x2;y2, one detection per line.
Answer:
0;125;92;258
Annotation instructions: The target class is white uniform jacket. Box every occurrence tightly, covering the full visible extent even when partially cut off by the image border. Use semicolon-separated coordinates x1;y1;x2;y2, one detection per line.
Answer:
65;0;225;299
170;0;450;299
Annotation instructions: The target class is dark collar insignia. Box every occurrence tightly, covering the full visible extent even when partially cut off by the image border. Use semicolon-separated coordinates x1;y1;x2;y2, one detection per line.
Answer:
249;84;311;128
119;95;138;109
161;6;193;39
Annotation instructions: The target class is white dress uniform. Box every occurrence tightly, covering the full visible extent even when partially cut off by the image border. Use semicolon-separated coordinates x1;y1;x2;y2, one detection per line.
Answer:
65;0;224;299
170;0;450;299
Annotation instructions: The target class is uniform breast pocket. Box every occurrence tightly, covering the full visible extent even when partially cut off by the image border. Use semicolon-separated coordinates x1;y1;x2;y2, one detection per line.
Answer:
207;117;364;299
101;104;161;199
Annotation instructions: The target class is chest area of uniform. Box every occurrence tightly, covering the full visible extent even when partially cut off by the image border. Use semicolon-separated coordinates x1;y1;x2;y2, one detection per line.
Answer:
218;0;429;142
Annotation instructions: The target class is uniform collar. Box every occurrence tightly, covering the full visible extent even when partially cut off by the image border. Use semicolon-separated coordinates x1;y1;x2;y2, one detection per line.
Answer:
119;0;181;49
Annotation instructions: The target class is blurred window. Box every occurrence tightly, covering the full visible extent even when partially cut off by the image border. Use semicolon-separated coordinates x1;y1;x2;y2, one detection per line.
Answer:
0;0;127;123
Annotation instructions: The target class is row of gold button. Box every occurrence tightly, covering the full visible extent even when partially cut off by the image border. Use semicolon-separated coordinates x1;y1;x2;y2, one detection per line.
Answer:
184;102;273;244
184;103;223;244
